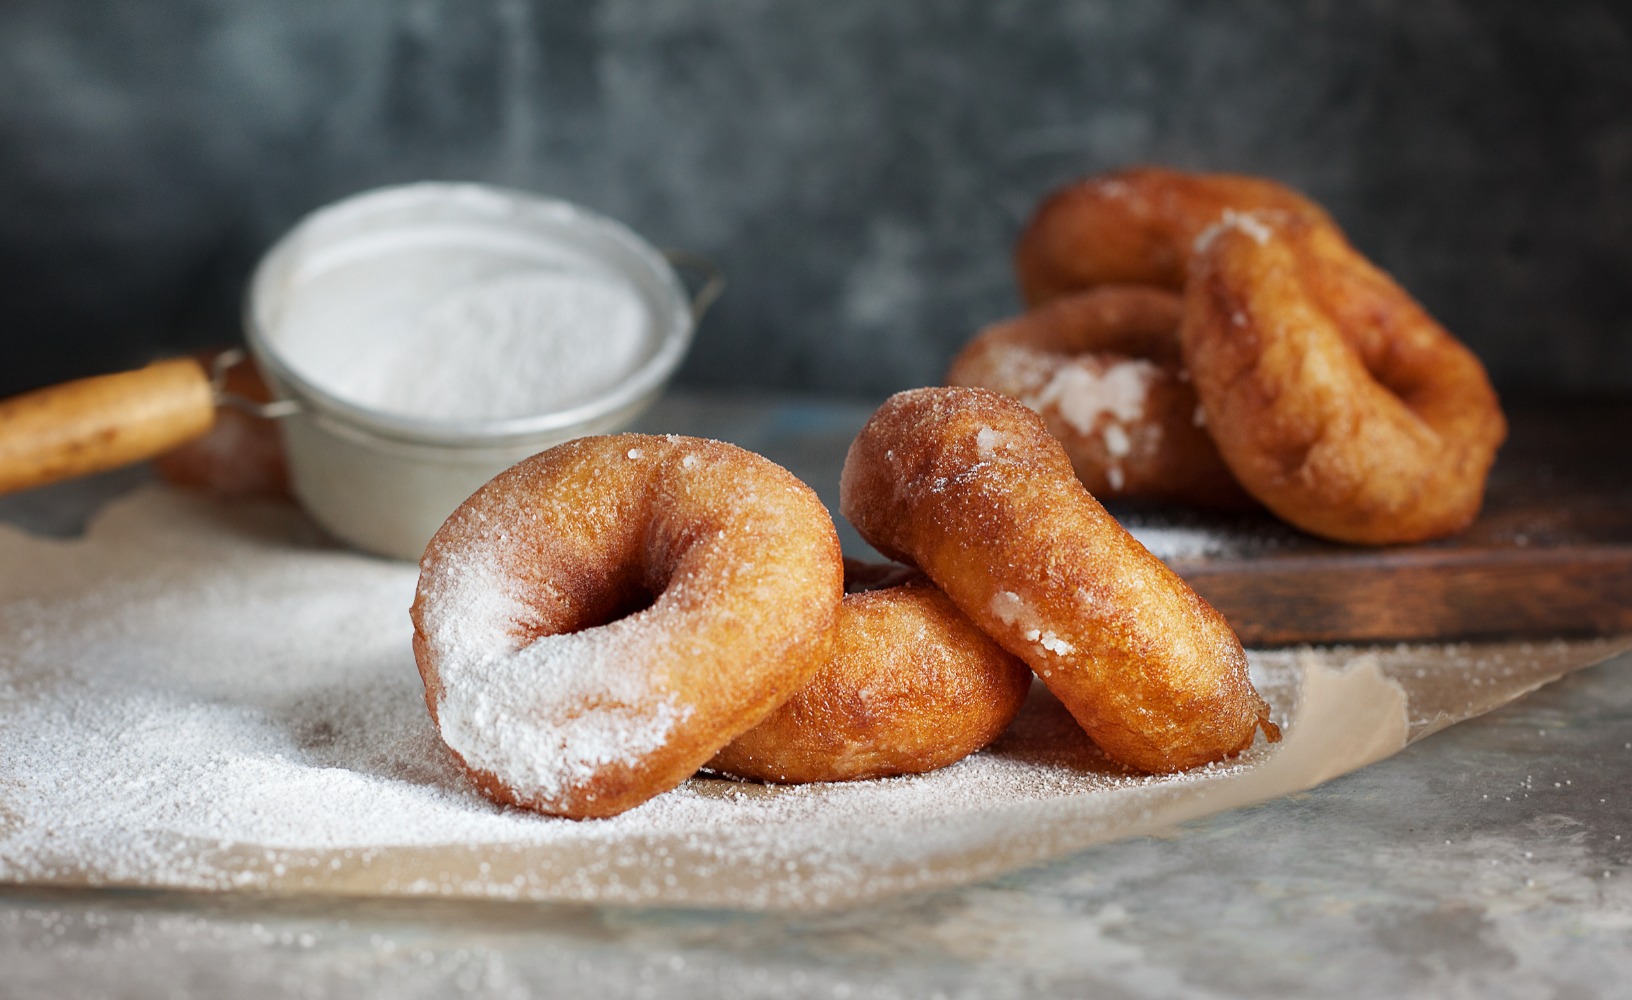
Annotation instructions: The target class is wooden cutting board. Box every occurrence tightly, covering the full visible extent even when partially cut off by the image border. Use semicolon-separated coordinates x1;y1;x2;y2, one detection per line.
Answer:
1110;400;1632;646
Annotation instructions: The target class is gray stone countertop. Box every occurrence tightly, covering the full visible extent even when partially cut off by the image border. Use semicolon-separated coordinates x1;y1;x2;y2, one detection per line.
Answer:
1;393;1629;999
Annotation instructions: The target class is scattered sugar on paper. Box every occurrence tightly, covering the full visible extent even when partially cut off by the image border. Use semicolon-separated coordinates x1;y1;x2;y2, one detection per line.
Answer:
15;487;1547;909
0;490;1287;904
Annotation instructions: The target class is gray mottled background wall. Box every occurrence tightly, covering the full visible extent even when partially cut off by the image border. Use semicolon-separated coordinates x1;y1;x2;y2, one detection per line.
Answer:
3;0;1630;400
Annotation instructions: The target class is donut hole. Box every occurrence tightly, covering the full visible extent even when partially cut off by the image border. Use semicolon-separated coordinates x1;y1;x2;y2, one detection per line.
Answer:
842;558;923;594
599;586;660;627
1303;245;1443;421
511;580;660;646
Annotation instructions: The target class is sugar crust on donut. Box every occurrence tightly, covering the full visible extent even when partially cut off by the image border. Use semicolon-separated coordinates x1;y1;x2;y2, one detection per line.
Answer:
411;433;844;819
841;387;1278;774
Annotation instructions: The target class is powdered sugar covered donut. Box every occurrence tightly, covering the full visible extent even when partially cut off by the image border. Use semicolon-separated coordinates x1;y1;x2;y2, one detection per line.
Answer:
841;387;1278;774
709;562;1031;783
411;434;844;819
946;286;1250;507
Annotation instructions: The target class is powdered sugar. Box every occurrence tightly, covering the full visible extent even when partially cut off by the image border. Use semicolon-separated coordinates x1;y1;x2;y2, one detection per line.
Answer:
989;589;1076;659
1024;359;1157;437
989;590;1031;629
1193;208;1275;255
1036;632;1076;656
1124;524;1234;561
1102;422;1132;458
416;539;689;806
272;256;652;422
974;426;1015;459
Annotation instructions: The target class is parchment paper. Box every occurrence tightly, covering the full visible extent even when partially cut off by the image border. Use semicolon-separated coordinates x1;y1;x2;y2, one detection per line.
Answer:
0;489;1624;910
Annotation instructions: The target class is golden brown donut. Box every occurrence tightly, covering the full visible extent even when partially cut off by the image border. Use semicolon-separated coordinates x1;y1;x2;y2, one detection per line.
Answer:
152;350;289;498
946;285;1251;508
840;387;1278;774
411;433;844;819
1014;166;1333;304
709;561;1032;783
1182;211;1506;545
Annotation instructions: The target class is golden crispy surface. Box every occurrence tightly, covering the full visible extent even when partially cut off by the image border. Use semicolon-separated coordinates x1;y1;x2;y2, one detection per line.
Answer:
412;434;844;819
1014;166;1332;304
840;387;1277;774
947;286;1252;508
1181;214;1507;545
709;572;1032;783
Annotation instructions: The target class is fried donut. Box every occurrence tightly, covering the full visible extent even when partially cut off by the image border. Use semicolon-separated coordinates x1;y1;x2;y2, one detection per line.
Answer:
1014;166;1332;304
709;561;1032;783
1182;212;1506;545
411;433;844;819
153;350;289;497
841;387;1278;774
946;286;1251;507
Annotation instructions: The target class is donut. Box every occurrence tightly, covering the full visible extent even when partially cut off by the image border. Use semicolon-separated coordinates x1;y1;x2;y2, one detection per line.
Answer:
1181;211;1506;545
1014;166;1332;304
840;386;1278;774
709;560;1032;783
411;433;844;819
946;285;1251;508
152;350;289;497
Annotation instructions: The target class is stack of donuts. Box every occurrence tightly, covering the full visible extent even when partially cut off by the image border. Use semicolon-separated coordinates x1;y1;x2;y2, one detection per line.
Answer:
951;166;1507;545
413;388;1280;819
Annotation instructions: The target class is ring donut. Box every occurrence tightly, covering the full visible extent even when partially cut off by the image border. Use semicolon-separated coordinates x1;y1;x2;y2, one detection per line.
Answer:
1182;212;1506;544
411;433;844;819
841;387;1278;774
1015;166;1332;304
946;286;1251;508
709;561;1032;783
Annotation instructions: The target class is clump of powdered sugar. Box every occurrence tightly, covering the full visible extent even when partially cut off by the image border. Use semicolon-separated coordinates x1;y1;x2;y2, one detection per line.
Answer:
989;589;1076;660
1024;359;1156;438
974;426;1016;459
1193;208;1275;254
1022;358;1157;492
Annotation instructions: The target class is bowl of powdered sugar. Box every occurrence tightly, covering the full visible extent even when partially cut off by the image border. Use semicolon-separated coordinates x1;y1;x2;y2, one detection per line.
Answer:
245;182;705;560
